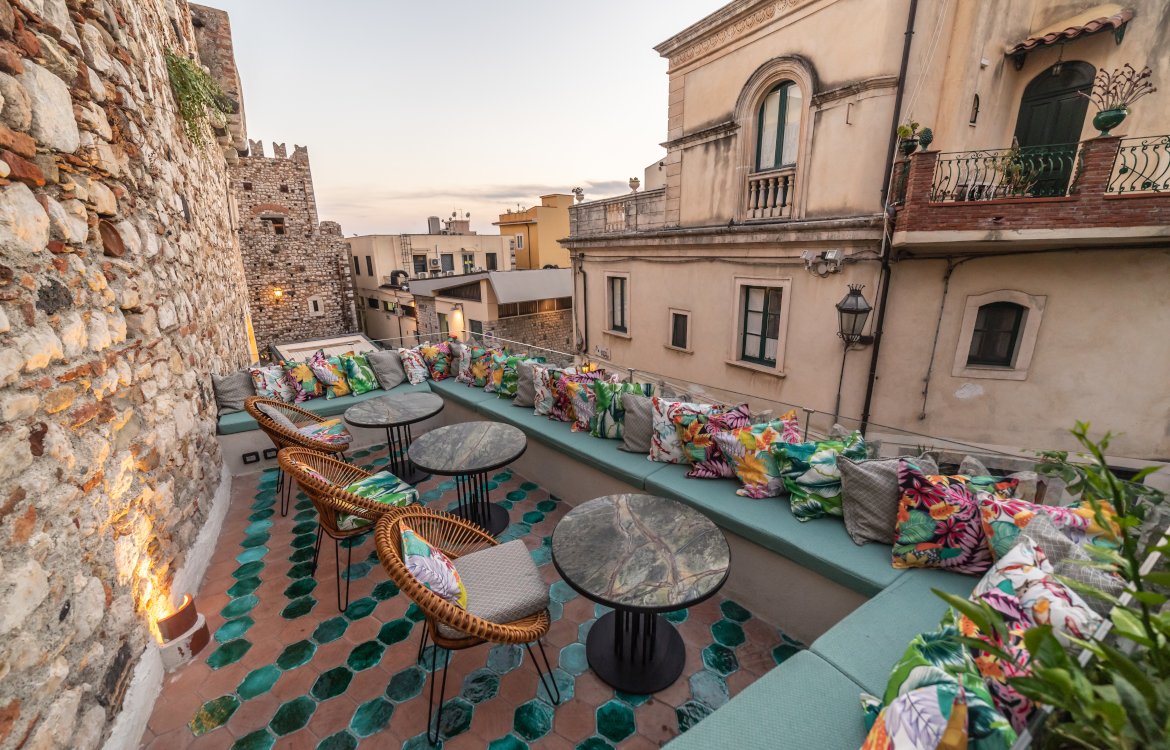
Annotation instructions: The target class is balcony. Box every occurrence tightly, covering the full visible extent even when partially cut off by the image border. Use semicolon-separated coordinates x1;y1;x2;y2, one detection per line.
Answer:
568;188;665;237
744;166;795;220
893;134;1170;252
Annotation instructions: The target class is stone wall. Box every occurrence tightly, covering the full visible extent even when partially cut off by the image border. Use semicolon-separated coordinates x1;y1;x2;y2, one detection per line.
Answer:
0;1;251;747
231;142;356;357
485;310;573;353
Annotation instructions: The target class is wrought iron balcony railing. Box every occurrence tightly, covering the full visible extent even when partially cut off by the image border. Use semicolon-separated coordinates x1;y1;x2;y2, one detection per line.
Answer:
929;143;1081;202
744;166;795;219
1108;134;1170;194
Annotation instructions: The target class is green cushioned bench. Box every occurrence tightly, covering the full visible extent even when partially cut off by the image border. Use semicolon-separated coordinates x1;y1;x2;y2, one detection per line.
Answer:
426;378;502;409
216;382;433;435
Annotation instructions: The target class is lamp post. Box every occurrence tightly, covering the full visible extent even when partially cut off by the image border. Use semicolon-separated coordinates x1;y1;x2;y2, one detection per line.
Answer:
833;285;873;423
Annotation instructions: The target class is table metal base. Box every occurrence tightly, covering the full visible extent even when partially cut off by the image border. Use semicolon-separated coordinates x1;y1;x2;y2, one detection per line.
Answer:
585;609;685;694
385;424;430;485
451;472;509;536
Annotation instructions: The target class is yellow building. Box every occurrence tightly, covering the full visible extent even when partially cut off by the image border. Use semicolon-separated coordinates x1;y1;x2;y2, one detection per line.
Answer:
494;194;573;269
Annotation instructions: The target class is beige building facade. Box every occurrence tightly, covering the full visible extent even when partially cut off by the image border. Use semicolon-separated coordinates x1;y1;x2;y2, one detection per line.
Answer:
565;0;1170;465
494;194;574;269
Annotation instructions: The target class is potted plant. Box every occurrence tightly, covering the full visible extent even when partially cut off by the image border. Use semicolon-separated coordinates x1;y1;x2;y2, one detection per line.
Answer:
896;120;924;156
1083;63;1156;136
996;139;1042;197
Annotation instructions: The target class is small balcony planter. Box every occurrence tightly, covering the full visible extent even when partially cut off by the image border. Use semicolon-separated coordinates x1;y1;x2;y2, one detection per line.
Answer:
1092;106;1128;136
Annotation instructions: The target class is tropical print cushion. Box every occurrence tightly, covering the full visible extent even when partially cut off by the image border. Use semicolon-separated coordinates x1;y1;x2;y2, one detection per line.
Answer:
335;472;419;531
860;623;1017;750
400;524;467;608
549;371;602;423
456;344;486;385
485;350;511;393
341;353;379;396
280;360;324;402
673;404;752;479
891;465;1017;575
591;382;655;439
649;398;722;464
397;348;429;385
979;496;1119;561
957;536;1102;731
497;355;544;399
777;431;868;521
532;365;559;417
297;418;353;446
250;364;296;402
568;378;599;433
418;342;454;381
711;418;801;498
469;347;498;388
309;350;352;399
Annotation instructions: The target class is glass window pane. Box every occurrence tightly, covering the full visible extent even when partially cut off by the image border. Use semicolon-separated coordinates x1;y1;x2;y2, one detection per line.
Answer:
747;287;765;311
765;288;783;314
744;334;761;358
781;85;802;165
757;90;781;170
671;313;688;349
764;336;778;361
745;311;763;336
765;313;781;339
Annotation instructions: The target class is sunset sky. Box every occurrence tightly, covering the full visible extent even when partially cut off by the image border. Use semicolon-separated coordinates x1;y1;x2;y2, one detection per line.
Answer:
208;1;723;235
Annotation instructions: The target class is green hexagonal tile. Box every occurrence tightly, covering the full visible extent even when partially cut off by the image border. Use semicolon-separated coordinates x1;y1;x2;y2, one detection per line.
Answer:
536;500;556;512
530;546;551;566
347;640;385;671
386;666;426;703
371;580;399;601
214;616;254;643
559;643;587;676
284;578;318;599
245;519;274;535
189;694;239;735
506;490;527;502
404;603;426;622
350;697;395;738
772;642;800;665
421;645;451;672
206;640;252;670
281;596;316;620
287;562;316;580
520;481;538;491
513;699;553;742
720;600;751;622
294;508;316;522
316;730;358;750
521;511;544;524
614;691;650;707
403;732;440;750
701;644;738;676
377;618;413;646
488;735;528;750
312;616;348;645
577;620;594;643
549;581;576;603
461;668;500;704
227;577;262;598
688;670;730;710
248;508;275;522
576;736;614;750
487;644;523;674
596;700;635;743
344;597;377;620
311;667;353;701
711;620;745;648
676;700;713;732
240;533;270;549
230;729;275;750
269;696;316;736
439;697;474;739
289;546;316;564
233;560;265;579
291;534;317;550
664;608;689;624
221;595;259;619
276;640;316;671
237;665;281;701
292;520;318;535
538;668;574;705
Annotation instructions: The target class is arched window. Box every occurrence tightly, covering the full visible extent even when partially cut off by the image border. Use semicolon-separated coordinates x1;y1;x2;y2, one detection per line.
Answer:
756;81;802;171
966;301;1026;367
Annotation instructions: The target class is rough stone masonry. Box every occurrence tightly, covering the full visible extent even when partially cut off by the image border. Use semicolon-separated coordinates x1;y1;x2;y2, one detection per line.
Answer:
0;0;251;747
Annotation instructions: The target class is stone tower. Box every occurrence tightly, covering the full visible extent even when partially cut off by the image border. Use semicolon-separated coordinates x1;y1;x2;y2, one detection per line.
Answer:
229;142;358;356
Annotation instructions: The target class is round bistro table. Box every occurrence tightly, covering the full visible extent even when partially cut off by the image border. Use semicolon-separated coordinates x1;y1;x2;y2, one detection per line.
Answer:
407;421;526;536
343;392;443;485
552;493;730;694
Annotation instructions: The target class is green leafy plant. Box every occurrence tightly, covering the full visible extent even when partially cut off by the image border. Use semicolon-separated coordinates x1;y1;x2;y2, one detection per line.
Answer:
896;120;921;140
164;49;231;146
936;423;1168;749
996;140;1043;197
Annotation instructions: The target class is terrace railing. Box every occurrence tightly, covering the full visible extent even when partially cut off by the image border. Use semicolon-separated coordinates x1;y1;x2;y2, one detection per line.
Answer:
1107;134;1170;194
568;188;666;237
744;166;796;220
929;143;1081;202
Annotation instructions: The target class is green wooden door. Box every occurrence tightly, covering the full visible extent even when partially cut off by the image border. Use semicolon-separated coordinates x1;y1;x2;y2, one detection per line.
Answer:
1012;62;1094;195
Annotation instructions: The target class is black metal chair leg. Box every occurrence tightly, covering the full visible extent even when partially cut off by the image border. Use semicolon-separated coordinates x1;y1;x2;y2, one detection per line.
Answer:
416;622;429;664
426;645;451;745
276;468;289;517
311;526;323;575
527;639;561;705
280;468;292;517
334;538;352;612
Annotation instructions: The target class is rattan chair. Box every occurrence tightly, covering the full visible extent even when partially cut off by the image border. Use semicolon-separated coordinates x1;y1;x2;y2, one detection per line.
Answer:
279;448;418;611
246;396;350;516
374;508;559;743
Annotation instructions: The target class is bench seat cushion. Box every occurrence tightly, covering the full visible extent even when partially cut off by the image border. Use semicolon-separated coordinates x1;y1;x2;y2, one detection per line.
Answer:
644;464;903;596
810;567;975;695
427;378;499;409
663;650;867;750
216;382;433;435
474;397;671;489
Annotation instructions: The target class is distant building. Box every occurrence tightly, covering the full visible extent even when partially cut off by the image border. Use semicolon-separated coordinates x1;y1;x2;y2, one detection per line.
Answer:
231;141;357;357
493;194;574;269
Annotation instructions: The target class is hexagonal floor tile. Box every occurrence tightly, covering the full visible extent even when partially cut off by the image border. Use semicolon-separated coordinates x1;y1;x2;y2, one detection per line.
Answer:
344;597;377;620
386;666;427;703
316;730;358;750
310;667;353;701
347;640;385;671
688;670;730;710
676;700;713;732
513;699;554;742
701;644;738;676
237;665;281;701
350;697;395;738
720;600;751;622
487;734;528;750
559;643;588;676
549;581;577;603
275;640;316;671
230;728;275;750
438;697;474;739
189;694;239;735
486;644;523;674
281;596;317;620
461;668;501;704
711;620;745;648
377;618;413;646
595;699;635;743
221;595;259;619
538;668;574;705
312;616;349;645
576;737;615;750
214;616;254;643
371;580;399;601
772;642;801;665
206;639;252;670
269;696;316;736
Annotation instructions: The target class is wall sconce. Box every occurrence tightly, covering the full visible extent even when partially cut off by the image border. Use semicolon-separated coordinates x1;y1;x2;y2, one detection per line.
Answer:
155;594;210;672
801;249;844;277
273;287;284;302
832;284;874;422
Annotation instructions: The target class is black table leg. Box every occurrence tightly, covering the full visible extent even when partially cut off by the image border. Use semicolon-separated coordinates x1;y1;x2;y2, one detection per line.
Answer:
451;471;508;536
585;607;685;694
387;424;429;485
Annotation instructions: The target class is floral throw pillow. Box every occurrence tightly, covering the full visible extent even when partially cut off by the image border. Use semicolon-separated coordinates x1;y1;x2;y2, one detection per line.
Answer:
532;365;560;417
397;348;429;385
309;350;352;399
456;344;486;385
335;472;419;531
649;398;723;464
401;524;467;608
298;418;353;446
777;431;868;521
341;353;379;396
549;371;602;423
711;420;800;498
673;404;752;479
590;382;654;439
485;350;511;393
250;364;296;402
497;355;544;399
979;496;1119;561
281;360;324;402
418;342;454;381
890;465;1017;575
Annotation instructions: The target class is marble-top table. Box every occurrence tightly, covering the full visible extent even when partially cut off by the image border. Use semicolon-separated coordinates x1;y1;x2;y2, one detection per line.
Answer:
552;493;730;694
408;422;526;536
344;392;443;485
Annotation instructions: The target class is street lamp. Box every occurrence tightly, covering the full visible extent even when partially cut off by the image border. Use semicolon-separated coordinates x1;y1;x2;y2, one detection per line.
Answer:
833;285;873;422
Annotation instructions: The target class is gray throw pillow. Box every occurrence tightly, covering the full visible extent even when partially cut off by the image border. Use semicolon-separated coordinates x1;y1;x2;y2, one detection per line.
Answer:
256;402;297;431
840;453;940;546
959;454;990;477
1020;511;1124;616
513;360;538;408
367;349;406;390
618;393;654;454
212;370;256;416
